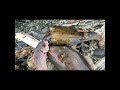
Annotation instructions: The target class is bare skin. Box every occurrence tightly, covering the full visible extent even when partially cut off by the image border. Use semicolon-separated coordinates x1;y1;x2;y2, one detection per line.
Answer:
48;46;89;70
33;43;89;70
33;40;49;70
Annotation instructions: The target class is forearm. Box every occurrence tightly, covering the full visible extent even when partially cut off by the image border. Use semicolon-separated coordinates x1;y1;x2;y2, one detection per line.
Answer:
48;52;66;70
33;40;49;70
33;48;47;70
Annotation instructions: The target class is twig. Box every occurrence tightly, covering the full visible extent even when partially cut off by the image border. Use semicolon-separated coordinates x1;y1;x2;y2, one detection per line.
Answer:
83;55;105;70
83;55;96;70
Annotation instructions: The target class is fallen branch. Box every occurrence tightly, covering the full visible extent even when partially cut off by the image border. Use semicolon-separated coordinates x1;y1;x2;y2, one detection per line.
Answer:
95;57;105;70
15;32;41;48
83;55;105;70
